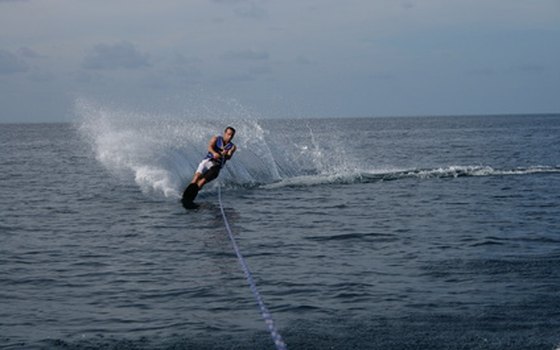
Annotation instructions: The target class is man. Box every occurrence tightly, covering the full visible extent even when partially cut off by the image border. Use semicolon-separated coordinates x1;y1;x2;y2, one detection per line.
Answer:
182;126;237;205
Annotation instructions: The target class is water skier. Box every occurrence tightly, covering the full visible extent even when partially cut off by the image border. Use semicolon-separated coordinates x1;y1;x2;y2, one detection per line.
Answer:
182;126;237;205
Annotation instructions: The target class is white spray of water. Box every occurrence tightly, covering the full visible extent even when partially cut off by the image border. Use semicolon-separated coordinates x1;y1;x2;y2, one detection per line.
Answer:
75;98;305;199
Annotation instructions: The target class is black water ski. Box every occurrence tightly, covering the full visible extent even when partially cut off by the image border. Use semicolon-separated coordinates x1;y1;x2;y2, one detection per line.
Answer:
181;183;199;209
182;201;200;210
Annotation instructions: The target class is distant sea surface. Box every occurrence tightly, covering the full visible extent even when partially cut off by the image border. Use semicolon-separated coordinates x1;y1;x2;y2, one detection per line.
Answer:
1;111;560;349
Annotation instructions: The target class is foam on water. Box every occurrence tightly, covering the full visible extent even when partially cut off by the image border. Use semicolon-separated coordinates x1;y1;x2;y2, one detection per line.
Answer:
386;165;560;180
262;165;560;188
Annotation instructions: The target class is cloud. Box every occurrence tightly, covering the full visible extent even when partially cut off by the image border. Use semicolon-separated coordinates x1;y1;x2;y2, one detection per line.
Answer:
515;64;545;74
82;41;151;70
401;1;415;9
18;46;45;59
0;49;28;75
221;49;269;61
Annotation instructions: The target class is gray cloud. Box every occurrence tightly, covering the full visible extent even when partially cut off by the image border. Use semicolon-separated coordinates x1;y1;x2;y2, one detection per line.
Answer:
401;1;415;9
82;41;151;70
0;49;28;75
515;64;545;74
221;49;269;61
18;46;45;59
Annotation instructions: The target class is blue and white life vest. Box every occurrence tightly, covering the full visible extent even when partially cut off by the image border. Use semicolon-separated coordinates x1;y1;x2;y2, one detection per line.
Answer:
205;135;234;165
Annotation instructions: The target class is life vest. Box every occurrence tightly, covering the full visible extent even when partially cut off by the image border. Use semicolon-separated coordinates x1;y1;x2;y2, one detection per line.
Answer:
206;135;234;165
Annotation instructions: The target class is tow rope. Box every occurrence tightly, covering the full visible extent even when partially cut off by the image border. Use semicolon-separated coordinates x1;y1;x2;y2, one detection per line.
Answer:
217;183;288;350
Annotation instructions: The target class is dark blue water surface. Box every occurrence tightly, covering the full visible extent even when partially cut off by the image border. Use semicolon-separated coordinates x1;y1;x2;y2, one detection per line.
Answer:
1;114;560;349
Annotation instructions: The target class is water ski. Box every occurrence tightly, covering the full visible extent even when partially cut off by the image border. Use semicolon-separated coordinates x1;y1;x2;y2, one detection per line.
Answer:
181;183;199;209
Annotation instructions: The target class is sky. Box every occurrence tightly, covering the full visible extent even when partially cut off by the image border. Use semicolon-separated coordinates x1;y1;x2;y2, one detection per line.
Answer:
0;0;559;122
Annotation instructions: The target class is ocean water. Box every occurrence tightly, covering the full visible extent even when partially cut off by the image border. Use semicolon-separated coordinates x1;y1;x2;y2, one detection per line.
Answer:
1;107;560;349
